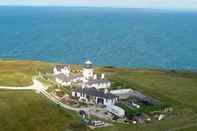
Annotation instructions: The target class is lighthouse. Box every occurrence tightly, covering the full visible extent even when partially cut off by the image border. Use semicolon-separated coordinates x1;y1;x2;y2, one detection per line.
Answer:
82;60;94;79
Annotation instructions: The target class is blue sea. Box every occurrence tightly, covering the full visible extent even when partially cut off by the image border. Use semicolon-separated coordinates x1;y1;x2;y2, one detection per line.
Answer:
0;6;197;70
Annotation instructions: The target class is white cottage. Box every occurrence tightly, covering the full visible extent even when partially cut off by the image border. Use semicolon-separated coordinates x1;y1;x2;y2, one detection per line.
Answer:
53;60;111;89
54;73;72;86
72;87;118;106
85;78;111;89
53;64;70;76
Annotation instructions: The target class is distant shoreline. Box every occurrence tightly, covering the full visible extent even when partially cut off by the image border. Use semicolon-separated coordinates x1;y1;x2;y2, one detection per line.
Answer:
1;58;196;73
0;5;196;13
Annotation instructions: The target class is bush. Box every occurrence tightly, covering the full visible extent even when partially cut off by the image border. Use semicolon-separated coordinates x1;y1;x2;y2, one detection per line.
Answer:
118;102;171;120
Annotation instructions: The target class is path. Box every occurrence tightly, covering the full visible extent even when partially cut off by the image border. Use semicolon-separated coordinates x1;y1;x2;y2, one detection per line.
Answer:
0;83;35;90
0;78;89;112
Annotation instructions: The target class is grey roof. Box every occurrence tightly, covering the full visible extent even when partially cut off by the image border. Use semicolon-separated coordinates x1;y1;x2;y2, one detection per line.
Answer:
54;73;72;82
73;74;83;78
55;64;69;71
75;88;117;99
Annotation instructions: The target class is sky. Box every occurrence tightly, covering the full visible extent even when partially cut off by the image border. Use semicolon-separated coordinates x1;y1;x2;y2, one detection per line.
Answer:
0;0;197;10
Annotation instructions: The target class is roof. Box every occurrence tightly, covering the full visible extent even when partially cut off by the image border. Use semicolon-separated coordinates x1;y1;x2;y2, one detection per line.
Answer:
72;74;83;79
85;60;92;65
106;104;125;113
75;88;117;99
54;73;72;82
55;64;70;71
84;60;93;69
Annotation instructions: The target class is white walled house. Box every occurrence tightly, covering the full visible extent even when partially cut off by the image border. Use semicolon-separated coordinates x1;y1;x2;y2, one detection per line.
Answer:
54;73;72;86
53;60;111;90
53;64;71;76
85;78;111;89
72;87;118;106
72;74;84;83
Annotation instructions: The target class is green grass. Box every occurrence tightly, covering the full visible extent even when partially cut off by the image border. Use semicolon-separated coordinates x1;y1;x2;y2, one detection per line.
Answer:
95;108;197;131
95;67;197;131
0;60;53;87
98;68;197;107
0;90;86;131
1;60;197;131
118;102;171;120
178;125;197;131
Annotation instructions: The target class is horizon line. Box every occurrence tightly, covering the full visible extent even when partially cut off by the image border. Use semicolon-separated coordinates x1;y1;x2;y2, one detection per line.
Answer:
0;4;197;12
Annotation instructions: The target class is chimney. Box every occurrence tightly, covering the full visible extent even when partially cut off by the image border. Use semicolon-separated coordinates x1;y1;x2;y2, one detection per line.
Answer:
101;74;105;79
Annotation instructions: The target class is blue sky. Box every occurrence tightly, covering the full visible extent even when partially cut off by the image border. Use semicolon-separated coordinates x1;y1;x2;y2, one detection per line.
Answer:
0;0;197;10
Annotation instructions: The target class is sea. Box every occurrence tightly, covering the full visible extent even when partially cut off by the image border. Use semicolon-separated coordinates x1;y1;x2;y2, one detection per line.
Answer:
0;6;197;70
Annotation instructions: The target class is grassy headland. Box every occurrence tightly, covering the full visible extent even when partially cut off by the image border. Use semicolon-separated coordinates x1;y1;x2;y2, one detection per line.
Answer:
0;59;53;86
0;60;197;131
96;67;197;131
0;90;86;131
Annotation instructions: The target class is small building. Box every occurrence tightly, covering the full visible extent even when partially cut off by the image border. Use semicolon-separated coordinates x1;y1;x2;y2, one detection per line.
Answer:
54;73;72;86
106;104;125;118
72;74;84;83
53;64;71;76
72;87;118;106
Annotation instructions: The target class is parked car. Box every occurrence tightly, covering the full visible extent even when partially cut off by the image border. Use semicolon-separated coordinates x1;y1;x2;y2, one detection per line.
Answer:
90;120;105;127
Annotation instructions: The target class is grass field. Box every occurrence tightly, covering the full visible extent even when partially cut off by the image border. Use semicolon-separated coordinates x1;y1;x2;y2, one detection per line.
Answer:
0;59;53;86
96;67;197;131
0;90;86;131
1;60;197;131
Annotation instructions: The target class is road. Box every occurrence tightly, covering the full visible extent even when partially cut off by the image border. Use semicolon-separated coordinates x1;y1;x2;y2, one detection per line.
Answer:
0;83;35;90
0;79;47;91
0;79;89;112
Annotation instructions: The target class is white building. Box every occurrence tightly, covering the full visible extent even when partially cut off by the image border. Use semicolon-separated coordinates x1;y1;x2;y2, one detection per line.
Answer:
106;104;125;118
53;64;70;76
85;78;111;89
54;60;111;89
72;87;118;106
54;73;72;86
82;60;110;89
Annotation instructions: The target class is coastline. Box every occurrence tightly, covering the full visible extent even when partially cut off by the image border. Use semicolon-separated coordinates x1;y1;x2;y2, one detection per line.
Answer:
0;59;197;131
1;58;197;73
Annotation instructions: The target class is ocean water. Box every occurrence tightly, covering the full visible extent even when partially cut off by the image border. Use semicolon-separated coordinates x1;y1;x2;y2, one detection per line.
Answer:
0;6;197;70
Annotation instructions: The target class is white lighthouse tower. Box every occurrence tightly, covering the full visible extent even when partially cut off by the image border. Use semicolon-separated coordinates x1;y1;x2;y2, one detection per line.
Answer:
83;60;94;80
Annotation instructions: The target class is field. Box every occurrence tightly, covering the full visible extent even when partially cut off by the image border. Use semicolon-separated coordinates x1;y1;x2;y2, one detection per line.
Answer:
0;90;86;131
96;67;197;131
0;60;197;131
0;59;53;86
